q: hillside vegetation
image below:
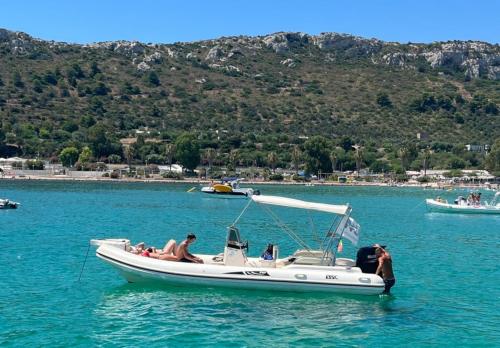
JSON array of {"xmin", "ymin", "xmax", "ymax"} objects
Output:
[{"xmin": 0, "ymin": 29, "xmax": 499, "ymax": 174}]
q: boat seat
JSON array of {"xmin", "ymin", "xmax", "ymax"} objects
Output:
[
  {"xmin": 293, "ymin": 256, "xmax": 332, "ymax": 265},
  {"xmin": 260, "ymin": 259, "xmax": 277, "ymax": 268},
  {"xmin": 335, "ymin": 258, "xmax": 356, "ymax": 267}
]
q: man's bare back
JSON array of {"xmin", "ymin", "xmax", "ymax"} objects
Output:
[
  {"xmin": 375, "ymin": 246, "xmax": 395, "ymax": 294},
  {"xmin": 176, "ymin": 234, "xmax": 203, "ymax": 263}
]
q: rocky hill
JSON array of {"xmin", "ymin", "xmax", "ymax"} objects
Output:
[{"xmin": 0, "ymin": 28, "xmax": 498, "ymax": 159}]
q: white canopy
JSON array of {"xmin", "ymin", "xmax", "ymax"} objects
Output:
[{"xmin": 252, "ymin": 195, "xmax": 349, "ymax": 215}]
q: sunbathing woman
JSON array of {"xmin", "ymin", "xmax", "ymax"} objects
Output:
[{"xmin": 141, "ymin": 239, "xmax": 178, "ymax": 261}]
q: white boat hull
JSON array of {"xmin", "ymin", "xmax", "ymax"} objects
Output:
[
  {"xmin": 96, "ymin": 244, "xmax": 384, "ymax": 295},
  {"xmin": 426, "ymin": 199, "xmax": 500, "ymax": 214}
]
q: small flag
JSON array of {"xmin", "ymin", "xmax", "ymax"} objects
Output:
[
  {"xmin": 337, "ymin": 239, "xmax": 343, "ymax": 253},
  {"xmin": 342, "ymin": 217, "xmax": 360, "ymax": 246}
]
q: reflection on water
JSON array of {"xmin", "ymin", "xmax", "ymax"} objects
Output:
[{"xmin": 92, "ymin": 283, "xmax": 401, "ymax": 345}]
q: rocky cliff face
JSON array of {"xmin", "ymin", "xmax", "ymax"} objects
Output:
[{"xmin": 1, "ymin": 28, "xmax": 499, "ymax": 80}]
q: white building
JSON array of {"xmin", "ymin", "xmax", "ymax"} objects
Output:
[{"xmin": 158, "ymin": 164, "xmax": 184, "ymax": 174}]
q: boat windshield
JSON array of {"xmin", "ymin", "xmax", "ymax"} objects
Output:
[{"xmin": 226, "ymin": 226, "xmax": 247, "ymax": 249}]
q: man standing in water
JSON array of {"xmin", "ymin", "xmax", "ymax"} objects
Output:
[
  {"xmin": 176, "ymin": 233, "xmax": 204, "ymax": 263},
  {"xmin": 375, "ymin": 245, "xmax": 395, "ymax": 294}
]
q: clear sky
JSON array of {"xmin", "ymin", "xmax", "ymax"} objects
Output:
[{"xmin": 1, "ymin": 0, "xmax": 499, "ymax": 44}]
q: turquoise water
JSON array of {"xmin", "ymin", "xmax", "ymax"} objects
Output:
[{"xmin": 1, "ymin": 181, "xmax": 499, "ymax": 347}]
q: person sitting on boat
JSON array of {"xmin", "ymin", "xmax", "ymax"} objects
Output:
[
  {"xmin": 176, "ymin": 233, "xmax": 204, "ymax": 263},
  {"xmin": 261, "ymin": 244, "xmax": 274, "ymax": 260},
  {"xmin": 467, "ymin": 193, "xmax": 474, "ymax": 205},
  {"xmin": 374, "ymin": 245, "xmax": 395, "ymax": 295}
]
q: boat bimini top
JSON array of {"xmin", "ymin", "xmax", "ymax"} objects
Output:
[
  {"xmin": 251, "ymin": 195, "xmax": 350, "ymax": 215},
  {"xmin": 246, "ymin": 195, "xmax": 358, "ymax": 266}
]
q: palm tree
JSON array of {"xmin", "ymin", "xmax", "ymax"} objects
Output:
[
  {"xmin": 123, "ymin": 145, "xmax": 134, "ymax": 167},
  {"xmin": 330, "ymin": 151, "xmax": 338, "ymax": 173},
  {"xmin": 204, "ymin": 148, "xmax": 216, "ymax": 173},
  {"xmin": 422, "ymin": 148, "xmax": 431, "ymax": 177},
  {"xmin": 267, "ymin": 151, "xmax": 278, "ymax": 173},
  {"xmin": 165, "ymin": 143, "xmax": 175, "ymax": 170},
  {"xmin": 229, "ymin": 149, "xmax": 239, "ymax": 172},
  {"xmin": 352, "ymin": 145, "xmax": 363, "ymax": 175},
  {"xmin": 291, "ymin": 146, "xmax": 301, "ymax": 174},
  {"xmin": 398, "ymin": 146, "xmax": 410, "ymax": 172}
]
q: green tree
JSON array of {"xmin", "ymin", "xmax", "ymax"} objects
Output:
[
  {"xmin": 267, "ymin": 151, "xmax": 278, "ymax": 173},
  {"xmin": 376, "ymin": 93, "xmax": 392, "ymax": 108},
  {"xmin": 304, "ymin": 136, "xmax": 331, "ymax": 174},
  {"xmin": 175, "ymin": 133, "xmax": 200, "ymax": 171},
  {"xmin": 59, "ymin": 147, "xmax": 79, "ymax": 167},
  {"xmin": 228, "ymin": 149, "xmax": 239, "ymax": 172},
  {"xmin": 78, "ymin": 146, "xmax": 93, "ymax": 164},
  {"xmin": 291, "ymin": 146, "xmax": 302, "ymax": 174},
  {"xmin": 12, "ymin": 71, "xmax": 24, "ymax": 88},
  {"xmin": 146, "ymin": 71, "xmax": 160, "ymax": 86},
  {"xmin": 422, "ymin": 148, "xmax": 432, "ymax": 176},
  {"xmin": 204, "ymin": 147, "xmax": 216, "ymax": 172},
  {"xmin": 352, "ymin": 145, "xmax": 364, "ymax": 174},
  {"xmin": 26, "ymin": 159, "xmax": 45, "ymax": 170},
  {"xmin": 89, "ymin": 61, "xmax": 101, "ymax": 77},
  {"xmin": 108, "ymin": 154, "xmax": 122, "ymax": 164},
  {"xmin": 123, "ymin": 146, "xmax": 134, "ymax": 166},
  {"xmin": 485, "ymin": 139, "xmax": 500, "ymax": 173},
  {"xmin": 87, "ymin": 124, "xmax": 120, "ymax": 158},
  {"xmin": 398, "ymin": 146, "xmax": 410, "ymax": 172},
  {"xmin": 165, "ymin": 143, "xmax": 176, "ymax": 170}
]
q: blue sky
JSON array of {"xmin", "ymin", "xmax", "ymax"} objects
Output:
[{"xmin": 1, "ymin": 0, "xmax": 499, "ymax": 44}]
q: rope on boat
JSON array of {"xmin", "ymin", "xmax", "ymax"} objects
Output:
[
  {"xmin": 78, "ymin": 242, "xmax": 91, "ymax": 282},
  {"xmin": 231, "ymin": 197, "xmax": 253, "ymax": 226}
]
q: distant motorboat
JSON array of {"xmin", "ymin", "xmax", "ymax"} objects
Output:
[
  {"xmin": 201, "ymin": 178, "xmax": 259, "ymax": 198},
  {"xmin": 0, "ymin": 198, "xmax": 20, "ymax": 209},
  {"xmin": 426, "ymin": 192, "xmax": 500, "ymax": 214}
]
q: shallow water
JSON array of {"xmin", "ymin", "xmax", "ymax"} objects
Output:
[{"xmin": 1, "ymin": 181, "xmax": 499, "ymax": 346}]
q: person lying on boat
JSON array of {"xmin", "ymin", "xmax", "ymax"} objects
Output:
[
  {"xmin": 261, "ymin": 244, "xmax": 274, "ymax": 260},
  {"xmin": 176, "ymin": 233, "xmax": 204, "ymax": 263},
  {"xmin": 140, "ymin": 239, "xmax": 178, "ymax": 261},
  {"xmin": 374, "ymin": 244, "xmax": 395, "ymax": 295},
  {"xmin": 130, "ymin": 242, "xmax": 146, "ymax": 254},
  {"xmin": 435, "ymin": 196, "xmax": 446, "ymax": 203}
]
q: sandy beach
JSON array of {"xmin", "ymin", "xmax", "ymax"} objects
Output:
[{"xmin": 2, "ymin": 173, "xmax": 497, "ymax": 191}]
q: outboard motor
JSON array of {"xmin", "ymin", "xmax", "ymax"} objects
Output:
[{"xmin": 355, "ymin": 246, "xmax": 384, "ymax": 274}]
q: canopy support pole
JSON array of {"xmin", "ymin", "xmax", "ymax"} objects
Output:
[{"xmin": 323, "ymin": 206, "xmax": 352, "ymax": 265}]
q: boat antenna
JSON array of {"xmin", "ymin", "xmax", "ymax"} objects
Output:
[{"xmin": 231, "ymin": 197, "xmax": 254, "ymax": 226}]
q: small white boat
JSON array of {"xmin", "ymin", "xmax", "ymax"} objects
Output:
[
  {"xmin": 201, "ymin": 178, "xmax": 258, "ymax": 198},
  {"xmin": 92, "ymin": 195, "xmax": 386, "ymax": 295},
  {"xmin": 426, "ymin": 192, "xmax": 500, "ymax": 214},
  {"xmin": 0, "ymin": 198, "xmax": 20, "ymax": 209}
]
